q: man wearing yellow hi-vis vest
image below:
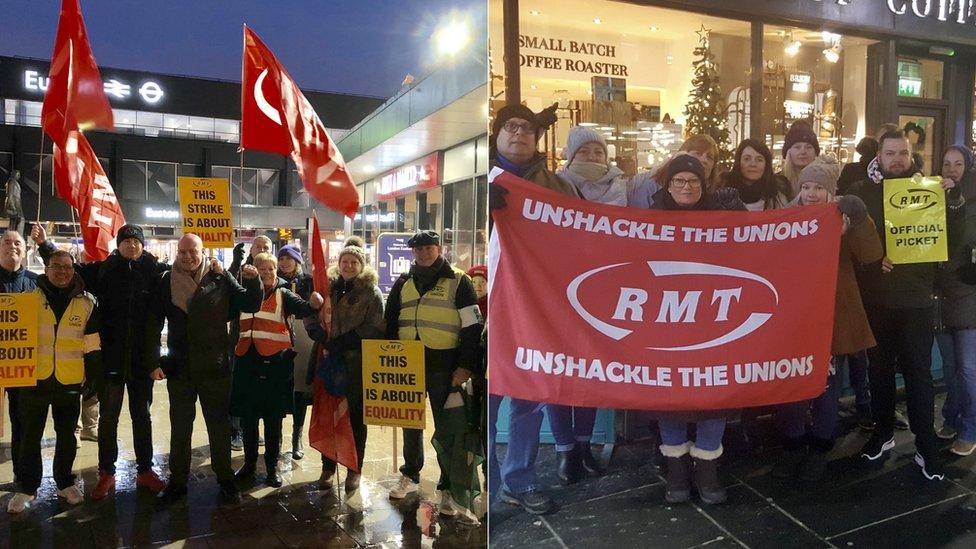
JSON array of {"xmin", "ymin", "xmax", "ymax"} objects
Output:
[
  {"xmin": 8, "ymin": 250, "xmax": 102, "ymax": 514},
  {"xmin": 384, "ymin": 230, "xmax": 484, "ymax": 520}
]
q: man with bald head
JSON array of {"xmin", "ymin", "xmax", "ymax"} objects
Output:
[{"xmin": 148, "ymin": 233, "xmax": 262, "ymax": 505}]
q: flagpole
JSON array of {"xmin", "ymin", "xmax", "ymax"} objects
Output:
[{"xmin": 36, "ymin": 130, "xmax": 44, "ymax": 224}]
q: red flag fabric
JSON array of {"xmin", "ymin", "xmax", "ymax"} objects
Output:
[
  {"xmin": 53, "ymin": 131, "xmax": 125, "ymax": 261},
  {"xmin": 41, "ymin": 0, "xmax": 113, "ymax": 143},
  {"xmin": 488, "ymin": 169, "xmax": 843, "ymax": 411},
  {"xmin": 308, "ymin": 377, "xmax": 360, "ymax": 473},
  {"xmin": 241, "ymin": 27, "xmax": 359, "ymax": 218},
  {"xmin": 310, "ymin": 211, "xmax": 333, "ymax": 336}
]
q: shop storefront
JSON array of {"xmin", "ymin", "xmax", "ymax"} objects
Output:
[{"xmin": 491, "ymin": 0, "xmax": 976, "ymax": 175}]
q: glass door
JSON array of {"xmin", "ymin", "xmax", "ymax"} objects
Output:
[{"xmin": 897, "ymin": 105, "xmax": 945, "ymax": 176}]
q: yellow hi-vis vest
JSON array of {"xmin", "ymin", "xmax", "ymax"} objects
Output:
[
  {"xmin": 398, "ymin": 268, "xmax": 466, "ymax": 350},
  {"xmin": 36, "ymin": 289, "xmax": 99, "ymax": 385}
]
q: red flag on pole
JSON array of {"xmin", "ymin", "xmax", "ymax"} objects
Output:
[
  {"xmin": 53, "ymin": 131, "xmax": 125, "ymax": 261},
  {"xmin": 41, "ymin": 0, "xmax": 114, "ymax": 143},
  {"xmin": 241, "ymin": 26, "xmax": 359, "ymax": 218}
]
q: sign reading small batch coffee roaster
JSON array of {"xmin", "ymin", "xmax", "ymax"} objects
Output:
[{"xmin": 519, "ymin": 35, "xmax": 629, "ymax": 77}]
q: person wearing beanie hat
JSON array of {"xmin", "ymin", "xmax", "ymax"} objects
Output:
[
  {"xmin": 780, "ymin": 121, "xmax": 821, "ymax": 195},
  {"xmin": 838, "ymin": 137, "xmax": 879, "ymax": 195},
  {"xmin": 337, "ymin": 244, "xmax": 367, "ymax": 267},
  {"xmin": 30, "ymin": 220, "xmax": 172, "ymax": 501},
  {"xmin": 490, "ymin": 104, "xmax": 578, "ymax": 199},
  {"xmin": 557, "ymin": 126, "xmax": 628, "ymax": 206},
  {"xmin": 343, "ymin": 235, "xmax": 366, "ymax": 249},
  {"xmin": 773, "ymin": 157, "xmax": 882, "ymax": 481}
]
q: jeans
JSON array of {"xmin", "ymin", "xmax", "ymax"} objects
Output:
[
  {"xmin": 17, "ymin": 381, "xmax": 81, "ymax": 493},
  {"xmin": 500, "ymin": 398, "xmax": 545, "ymax": 495},
  {"xmin": 98, "ymin": 376, "xmax": 155, "ymax": 474},
  {"xmin": 775, "ymin": 358, "xmax": 842, "ymax": 446},
  {"xmin": 865, "ymin": 304, "xmax": 938, "ymax": 456},
  {"xmin": 400, "ymin": 369, "xmax": 453, "ymax": 489},
  {"xmin": 547, "ymin": 404, "xmax": 597, "ymax": 452},
  {"xmin": 658, "ymin": 418, "xmax": 726, "ymax": 451},
  {"xmin": 487, "ymin": 393, "xmax": 503, "ymax": 503},
  {"xmin": 937, "ymin": 329, "xmax": 976, "ymax": 441}
]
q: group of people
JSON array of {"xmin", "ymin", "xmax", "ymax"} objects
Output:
[
  {"xmin": 2, "ymin": 220, "xmax": 490, "ymax": 526},
  {"xmin": 488, "ymin": 103, "xmax": 976, "ymax": 514}
]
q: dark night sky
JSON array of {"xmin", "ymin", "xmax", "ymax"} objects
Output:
[{"xmin": 0, "ymin": 0, "xmax": 486, "ymax": 98}]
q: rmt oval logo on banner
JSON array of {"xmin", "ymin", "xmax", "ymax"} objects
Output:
[
  {"xmin": 567, "ymin": 261, "xmax": 778, "ymax": 351},
  {"xmin": 888, "ymin": 188, "xmax": 939, "ymax": 210}
]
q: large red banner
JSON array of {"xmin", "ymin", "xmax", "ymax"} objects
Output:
[{"xmin": 488, "ymin": 169, "xmax": 843, "ymax": 411}]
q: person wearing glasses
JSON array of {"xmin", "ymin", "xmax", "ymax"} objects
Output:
[
  {"xmin": 719, "ymin": 139, "xmax": 791, "ymax": 212},
  {"xmin": 489, "ymin": 104, "xmax": 578, "ymax": 197},
  {"xmin": 649, "ymin": 154, "xmax": 745, "ymax": 506}
]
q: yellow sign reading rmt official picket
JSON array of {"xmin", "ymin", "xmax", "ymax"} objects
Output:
[
  {"xmin": 362, "ymin": 339, "xmax": 425, "ymax": 429},
  {"xmin": 883, "ymin": 176, "xmax": 948, "ymax": 264},
  {"xmin": 178, "ymin": 177, "xmax": 234, "ymax": 247},
  {"xmin": 0, "ymin": 293, "xmax": 39, "ymax": 388}
]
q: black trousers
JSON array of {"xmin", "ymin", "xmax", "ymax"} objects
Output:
[
  {"xmin": 167, "ymin": 375, "xmax": 234, "ymax": 485},
  {"xmin": 7, "ymin": 387, "xmax": 21, "ymax": 481},
  {"xmin": 242, "ymin": 415, "xmax": 283, "ymax": 471},
  {"xmin": 864, "ymin": 303, "xmax": 938, "ymax": 456},
  {"xmin": 18, "ymin": 382, "xmax": 81, "ymax": 493},
  {"xmin": 98, "ymin": 376, "xmax": 155, "ymax": 474},
  {"xmin": 292, "ymin": 391, "xmax": 313, "ymax": 443},
  {"xmin": 400, "ymin": 369, "xmax": 453, "ymax": 489}
]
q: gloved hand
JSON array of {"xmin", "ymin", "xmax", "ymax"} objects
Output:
[
  {"xmin": 836, "ymin": 195, "xmax": 868, "ymax": 224},
  {"xmin": 536, "ymin": 103, "xmax": 559, "ymax": 132},
  {"xmin": 489, "ymin": 184, "xmax": 509, "ymax": 210},
  {"xmin": 714, "ymin": 187, "xmax": 742, "ymax": 210},
  {"xmin": 232, "ymin": 242, "xmax": 246, "ymax": 265}
]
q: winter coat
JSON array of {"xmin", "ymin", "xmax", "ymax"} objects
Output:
[
  {"xmin": 148, "ymin": 268, "xmax": 262, "ymax": 381},
  {"xmin": 305, "ymin": 266, "xmax": 385, "ymax": 392},
  {"xmin": 832, "ymin": 215, "xmax": 884, "ymax": 354},
  {"xmin": 849, "ymin": 173, "xmax": 966, "ymax": 310},
  {"xmin": 39, "ymin": 243, "xmax": 168, "ymax": 381},
  {"xmin": 626, "ymin": 169, "xmax": 662, "ymax": 209},
  {"xmin": 837, "ymin": 160, "xmax": 870, "ymax": 196},
  {"xmin": 490, "ymin": 153, "xmax": 580, "ymax": 198},
  {"xmin": 0, "ymin": 264, "xmax": 38, "ymax": 293},
  {"xmin": 938, "ymin": 170, "xmax": 976, "ymax": 329},
  {"xmin": 279, "ymin": 271, "xmax": 317, "ymax": 393},
  {"xmin": 718, "ymin": 172, "xmax": 791, "ymax": 211},
  {"xmin": 557, "ymin": 164, "xmax": 629, "ymax": 206},
  {"xmin": 231, "ymin": 279, "xmax": 317, "ymax": 418}
]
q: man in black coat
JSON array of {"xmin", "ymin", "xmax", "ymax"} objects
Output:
[
  {"xmin": 33, "ymin": 223, "xmax": 169, "ymax": 499},
  {"xmin": 148, "ymin": 233, "xmax": 262, "ymax": 506},
  {"xmin": 849, "ymin": 130, "xmax": 966, "ymax": 480}
]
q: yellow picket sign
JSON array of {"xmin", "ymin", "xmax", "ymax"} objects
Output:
[
  {"xmin": 883, "ymin": 176, "xmax": 948, "ymax": 264},
  {"xmin": 0, "ymin": 293, "xmax": 40, "ymax": 388},
  {"xmin": 178, "ymin": 177, "xmax": 234, "ymax": 247},
  {"xmin": 361, "ymin": 339, "xmax": 426, "ymax": 429}
]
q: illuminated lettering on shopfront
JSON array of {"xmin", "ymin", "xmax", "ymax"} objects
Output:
[
  {"xmin": 814, "ymin": 0, "xmax": 975, "ymax": 24},
  {"xmin": 145, "ymin": 207, "xmax": 180, "ymax": 220},
  {"xmin": 23, "ymin": 70, "xmax": 165, "ymax": 104},
  {"xmin": 375, "ymin": 152, "xmax": 440, "ymax": 201},
  {"xmin": 518, "ymin": 35, "xmax": 629, "ymax": 77}
]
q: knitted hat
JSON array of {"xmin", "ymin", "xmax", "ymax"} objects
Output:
[
  {"xmin": 945, "ymin": 145, "xmax": 975, "ymax": 173},
  {"xmin": 116, "ymin": 224, "xmax": 145, "ymax": 247},
  {"xmin": 783, "ymin": 121, "xmax": 821, "ymax": 158},
  {"xmin": 664, "ymin": 154, "xmax": 706, "ymax": 185},
  {"xmin": 797, "ymin": 156, "xmax": 840, "ymax": 194},
  {"xmin": 491, "ymin": 104, "xmax": 540, "ymax": 146},
  {"xmin": 564, "ymin": 126, "xmax": 608, "ymax": 165},
  {"xmin": 277, "ymin": 244, "xmax": 302, "ymax": 264},
  {"xmin": 338, "ymin": 245, "xmax": 366, "ymax": 267},
  {"xmin": 407, "ymin": 230, "xmax": 440, "ymax": 248},
  {"xmin": 467, "ymin": 265, "xmax": 487, "ymax": 280},
  {"xmin": 343, "ymin": 235, "xmax": 365, "ymax": 249}
]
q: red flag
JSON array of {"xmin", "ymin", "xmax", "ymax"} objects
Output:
[
  {"xmin": 41, "ymin": 0, "xmax": 114, "ymax": 143},
  {"xmin": 308, "ymin": 377, "xmax": 360, "ymax": 473},
  {"xmin": 53, "ymin": 131, "xmax": 125, "ymax": 261},
  {"xmin": 241, "ymin": 27, "xmax": 359, "ymax": 218}
]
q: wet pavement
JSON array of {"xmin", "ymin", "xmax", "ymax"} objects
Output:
[
  {"xmin": 490, "ymin": 393, "xmax": 976, "ymax": 549},
  {"xmin": 0, "ymin": 381, "xmax": 487, "ymax": 548}
]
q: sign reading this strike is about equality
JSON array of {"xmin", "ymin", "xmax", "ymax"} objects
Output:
[
  {"xmin": 0, "ymin": 293, "xmax": 39, "ymax": 388},
  {"xmin": 361, "ymin": 339, "xmax": 425, "ymax": 429},
  {"xmin": 883, "ymin": 176, "xmax": 947, "ymax": 264},
  {"xmin": 178, "ymin": 177, "xmax": 234, "ymax": 247}
]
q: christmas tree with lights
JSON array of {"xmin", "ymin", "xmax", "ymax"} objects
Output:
[{"xmin": 683, "ymin": 25, "xmax": 733, "ymax": 165}]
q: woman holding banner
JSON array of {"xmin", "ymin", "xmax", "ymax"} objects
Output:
[
  {"xmin": 771, "ymin": 157, "xmax": 882, "ymax": 481},
  {"xmin": 648, "ymin": 155, "xmax": 745, "ymax": 505},
  {"xmin": 719, "ymin": 139, "xmax": 791, "ymax": 212},
  {"xmin": 232, "ymin": 252, "xmax": 322, "ymax": 488},
  {"xmin": 305, "ymin": 240, "xmax": 384, "ymax": 492}
]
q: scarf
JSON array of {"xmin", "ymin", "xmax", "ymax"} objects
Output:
[
  {"xmin": 171, "ymin": 260, "xmax": 210, "ymax": 314},
  {"xmin": 559, "ymin": 163, "xmax": 628, "ymax": 206}
]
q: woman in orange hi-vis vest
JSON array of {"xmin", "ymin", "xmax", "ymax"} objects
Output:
[{"xmin": 231, "ymin": 252, "xmax": 324, "ymax": 488}]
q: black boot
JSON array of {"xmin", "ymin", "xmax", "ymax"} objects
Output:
[
  {"xmin": 771, "ymin": 437, "xmax": 806, "ymax": 479},
  {"xmin": 578, "ymin": 442, "xmax": 606, "ymax": 476},
  {"xmin": 556, "ymin": 446, "xmax": 583, "ymax": 484},
  {"xmin": 234, "ymin": 460, "xmax": 257, "ymax": 482},
  {"xmin": 265, "ymin": 464, "xmax": 283, "ymax": 488},
  {"xmin": 664, "ymin": 454, "xmax": 692, "ymax": 503},
  {"xmin": 693, "ymin": 456, "xmax": 727, "ymax": 505}
]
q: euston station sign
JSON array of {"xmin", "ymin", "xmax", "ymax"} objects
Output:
[{"xmin": 23, "ymin": 69, "xmax": 165, "ymax": 105}]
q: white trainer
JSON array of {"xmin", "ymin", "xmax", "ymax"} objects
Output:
[
  {"xmin": 7, "ymin": 493, "xmax": 36, "ymax": 513},
  {"xmin": 439, "ymin": 490, "xmax": 460, "ymax": 516},
  {"xmin": 388, "ymin": 475, "xmax": 419, "ymax": 499},
  {"xmin": 456, "ymin": 506, "xmax": 481, "ymax": 526},
  {"xmin": 57, "ymin": 484, "xmax": 85, "ymax": 505}
]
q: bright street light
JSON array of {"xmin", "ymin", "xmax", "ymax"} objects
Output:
[{"xmin": 435, "ymin": 18, "xmax": 471, "ymax": 58}]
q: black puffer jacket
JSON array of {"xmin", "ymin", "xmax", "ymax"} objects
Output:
[{"xmin": 39, "ymin": 242, "xmax": 168, "ymax": 380}]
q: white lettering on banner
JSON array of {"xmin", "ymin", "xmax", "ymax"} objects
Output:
[
  {"xmin": 513, "ymin": 346, "xmax": 815, "ymax": 388},
  {"xmin": 88, "ymin": 206, "xmax": 113, "ymax": 228},
  {"xmin": 22, "ymin": 69, "xmax": 166, "ymax": 105},
  {"xmin": 91, "ymin": 175, "xmax": 117, "ymax": 204}
]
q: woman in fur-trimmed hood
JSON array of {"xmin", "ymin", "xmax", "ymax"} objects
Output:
[{"xmin": 304, "ymin": 241, "xmax": 385, "ymax": 492}]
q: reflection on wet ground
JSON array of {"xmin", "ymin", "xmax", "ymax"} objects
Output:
[{"xmin": 0, "ymin": 381, "xmax": 487, "ymax": 547}]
